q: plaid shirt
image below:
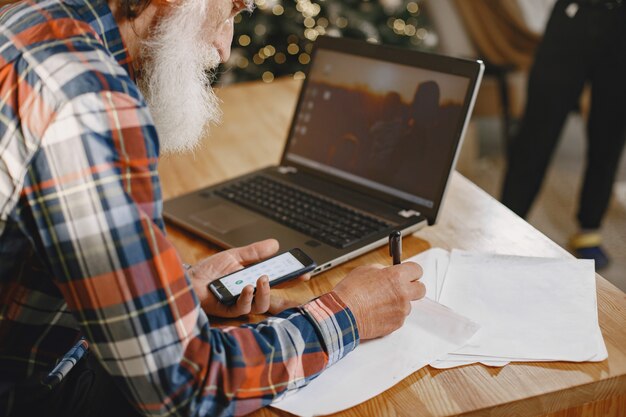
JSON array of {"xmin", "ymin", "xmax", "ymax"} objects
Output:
[{"xmin": 0, "ymin": 0, "xmax": 359, "ymax": 415}]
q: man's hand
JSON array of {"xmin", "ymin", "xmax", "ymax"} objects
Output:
[
  {"xmin": 333, "ymin": 262, "xmax": 425, "ymax": 340},
  {"xmin": 188, "ymin": 239, "xmax": 309, "ymax": 318}
]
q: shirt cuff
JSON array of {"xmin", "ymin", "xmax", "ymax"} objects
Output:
[{"xmin": 300, "ymin": 291, "xmax": 359, "ymax": 367}]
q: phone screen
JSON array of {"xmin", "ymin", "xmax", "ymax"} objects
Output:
[{"xmin": 220, "ymin": 252, "xmax": 307, "ymax": 297}]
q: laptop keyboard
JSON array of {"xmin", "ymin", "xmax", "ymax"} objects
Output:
[{"xmin": 214, "ymin": 176, "xmax": 391, "ymax": 248}]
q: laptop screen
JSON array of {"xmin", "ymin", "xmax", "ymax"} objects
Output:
[{"xmin": 283, "ymin": 47, "xmax": 472, "ymax": 211}]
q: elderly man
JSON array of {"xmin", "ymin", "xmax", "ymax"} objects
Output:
[{"xmin": 0, "ymin": 0, "xmax": 425, "ymax": 416}]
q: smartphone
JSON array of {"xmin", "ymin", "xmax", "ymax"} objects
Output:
[{"xmin": 208, "ymin": 248, "xmax": 317, "ymax": 305}]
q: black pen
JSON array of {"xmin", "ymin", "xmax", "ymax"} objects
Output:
[{"xmin": 389, "ymin": 231, "xmax": 402, "ymax": 265}]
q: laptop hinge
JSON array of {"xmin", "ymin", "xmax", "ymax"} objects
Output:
[
  {"xmin": 278, "ymin": 166, "xmax": 298, "ymax": 174},
  {"xmin": 398, "ymin": 209, "xmax": 420, "ymax": 218}
]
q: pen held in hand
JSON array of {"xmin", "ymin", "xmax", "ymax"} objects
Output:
[{"xmin": 389, "ymin": 231, "xmax": 402, "ymax": 265}]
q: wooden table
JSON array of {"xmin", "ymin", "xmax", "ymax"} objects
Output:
[{"xmin": 158, "ymin": 78, "xmax": 626, "ymax": 417}]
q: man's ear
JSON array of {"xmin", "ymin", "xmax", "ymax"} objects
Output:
[{"xmin": 139, "ymin": 0, "xmax": 174, "ymax": 23}]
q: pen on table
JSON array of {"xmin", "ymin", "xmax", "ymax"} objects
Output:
[{"xmin": 389, "ymin": 231, "xmax": 402, "ymax": 265}]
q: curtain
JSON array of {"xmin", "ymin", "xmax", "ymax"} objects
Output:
[{"xmin": 453, "ymin": 0, "xmax": 542, "ymax": 69}]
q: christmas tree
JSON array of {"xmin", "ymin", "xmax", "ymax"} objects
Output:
[{"xmin": 218, "ymin": 0, "xmax": 437, "ymax": 84}]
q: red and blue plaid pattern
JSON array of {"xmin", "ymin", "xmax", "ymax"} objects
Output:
[{"xmin": 0, "ymin": 0, "xmax": 359, "ymax": 415}]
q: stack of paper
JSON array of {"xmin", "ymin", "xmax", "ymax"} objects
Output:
[
  {"xmin": 271, "ymin": 248, "xmax": 608, "ymax": 416},
  {"xmin": 271, "ymin": 298, "xmax": 480, "ymax": 417},
  {"xmin": 409, "ymin": 248, "xmax": 608, "ymax": 368}
]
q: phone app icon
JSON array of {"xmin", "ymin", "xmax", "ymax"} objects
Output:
[{"xmin": 235, "ymin": 280, "xmax": 244, "ymax": 285}]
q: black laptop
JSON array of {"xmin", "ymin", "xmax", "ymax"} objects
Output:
[{"xmin": 164, "ymin": 36, "xmax": 484, "ymax": 274}]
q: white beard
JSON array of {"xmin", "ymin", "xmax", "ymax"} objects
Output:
[{"xmin": 138, "ymin": 0, "xmax": 222, "ymax": 155}]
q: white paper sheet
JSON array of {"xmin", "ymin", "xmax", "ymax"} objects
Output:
[
  {"xmin": 430, "ymin": 359, "xmax": 510, "ymax": 368},
  {"xmin": 435, "ymin": 251, "xmax": 450, "ymax": 301},
  {"xmin": 271, "ymin": 298, "xmax": 479, "ymax": 417},
  {"xmin": 438, "ymin": 250, "xmax": 607, "ymax": 362},
  {"xmin": 432, "ymin": 336, "xmax": 608, "ymax": 369},
  {"xmin": 404, "ymin": 248, "xmax": 448, "ymax": 300}
]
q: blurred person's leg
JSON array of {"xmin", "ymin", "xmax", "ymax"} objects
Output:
[
  {"xmin": 501, "ymin": 0, "xmax": 589, "ymax": 217},
  {"xmin": 571, "ymin": 3, "xmax": 626, "ymax": 268},
  {"xmin": 577, "ymin": 5, "xmax": 626, "ymax": 230}
]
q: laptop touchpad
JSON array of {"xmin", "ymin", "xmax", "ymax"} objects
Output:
[{"xmin": 190, "ymin": 204, "xmax": 256, "ymax": 234}]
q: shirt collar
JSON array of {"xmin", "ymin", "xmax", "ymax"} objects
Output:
[{"xmin": 60, "ymin": 0, "xmax": 135, "ymax": 80}]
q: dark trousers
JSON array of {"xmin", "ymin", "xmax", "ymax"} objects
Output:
[
  {"xmin": 501, "ymin": 0, "xmax": 626, "ymax": 229},
  {"xmin": 5, "ymin": 353, "xmax": 140, "ymax": 417}
]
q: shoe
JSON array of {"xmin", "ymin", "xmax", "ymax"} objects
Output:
[{"xmin": 569, "ymin": 233, "xmax": 611, "ymax": 270}]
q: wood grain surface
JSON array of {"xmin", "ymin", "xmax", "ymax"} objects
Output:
[{"xmin": 158, "ymin": 78, "xmax": 626, "ymax": 417}]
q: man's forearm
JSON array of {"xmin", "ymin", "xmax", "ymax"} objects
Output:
[{"xmin": 187, "ymin": 292, "xmax": 358, "ymax": 417}]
